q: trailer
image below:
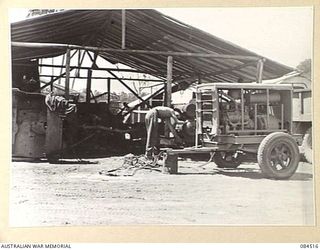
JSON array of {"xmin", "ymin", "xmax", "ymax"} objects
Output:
[{"xmin": 161, "ymin": 82, "xmax": 303, "ymax": 179}]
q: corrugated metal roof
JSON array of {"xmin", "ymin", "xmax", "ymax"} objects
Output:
[{"xmin": 11, "ymin": 9, "xmax": 294, "ymax": 85}]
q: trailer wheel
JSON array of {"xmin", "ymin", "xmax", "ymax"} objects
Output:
[
  {"xmin": 302, "ymin": 127, "xmax": 312, "ymax": 164},
  {"xmin": 213, "ymin": 152, "xmax": 242, "ymax": 168},
  {"xmin": 257, "ymin": 132, "xmax": 300, "ymax": 179}
]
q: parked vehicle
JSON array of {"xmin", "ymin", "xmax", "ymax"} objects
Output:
[
  {"xmin": 292, "ymin": 88, "xmax": 312, "ymax": 163},
  {"xmin": 163, "ymin": 82, "xmax": 304, "ymax": 179}
]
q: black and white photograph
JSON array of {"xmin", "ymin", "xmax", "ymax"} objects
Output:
[{"xmin": 9, "ymin": 7, "xmax": 314, "ymax": 227}]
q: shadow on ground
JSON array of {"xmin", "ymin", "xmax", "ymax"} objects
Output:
[
  {"xmin": 48, "ymin": 159, "xmax": 99, "ymax": 165},
  {"xmin": 177, "ymin": 165, "xmax": 313, "ymax": 181}
]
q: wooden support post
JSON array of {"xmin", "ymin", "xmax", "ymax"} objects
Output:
[
  {"xmin": 87, "ymin": 50, "xmax": 99, "ymax": 69},
  {"xmin": 86, "ymin": 69, "xmax": 92, "ymax": 103},
  {"xmin": 165, "ymin": 56, "xmax": 173, "ymax": 138},
  {"xmin": 58, "ymin": 50, "xmax": 78, "ymax": 85},
  {"xmin": 195, "ymin": 91, "xmax": 200, "ymax": 147},
  {"xmin": 198, "ymin": 74, "xmax": 202, "ymax": 84},
  {"xmin": 65, "ymin": 48, "xmax": 71, "ymax": 99},
  {"xmin": 149, "ymin": 86, "xmax": 154, "ymax": 107},
  {"xmin": 166, "ymin": 56, "xmax": 173, "ymax": 107},
  {"xmin": 241, "ymin": 88, "xmax": 244, "ymax": 130},
  {"xmin": 256, "ymin": 58, "xmax": 264, "ymax": 83},
  {"xmin": 72, "ymin": 49, "xmax": 81, "ymax": 89},
  {"xmin": 162, "ymin": 152, "xmax": 178, "ymax": 174},
  {"xmin": 107, "ymin": 78, "xmax": 111, "ymax": 104},
  {"xmin": 121, "ymin": 9, "xmax": 126, "ymax": 49},
  {"xmin": 51, "ymin": 57, "xmax": 54, "ymax": 78},
  {"xmin": 50, "ymin": 77, "xmax": 53, "ymax": 91},
  {"xmin": 93, "ymin": 52, "xmax": 99, "ymax": 66},
  {"xmin": 59, "ymin": 54, "xmax": 65, "ymax": 85}
]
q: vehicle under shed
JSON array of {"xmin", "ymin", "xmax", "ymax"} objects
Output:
[{"xmin": 11, "ymin": 9, "xmax": 295, "ymax": 160}]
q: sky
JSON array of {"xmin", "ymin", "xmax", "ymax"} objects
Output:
[
  {"xmin": 158, "ymin": 7, "xmax": 313, "ymax": 68},
  {"xmin": 9, "ymin": 7, "xmax": 313, "ymax": 96}
]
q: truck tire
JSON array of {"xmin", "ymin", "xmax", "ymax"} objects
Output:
[
  {"xmin": 302, "ymin": 127, "xmax": 312, "ymax": 164},
  {"xmin": 213, "ymin": 152, "xmax": 242, "ymax": 168},
  {"xmin": 257, "ymin": 132, "xmax": 300, "ymax": 179}
]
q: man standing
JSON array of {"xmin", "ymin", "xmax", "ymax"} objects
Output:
[{"xmin": 145, "ymin": 106, "xmax": 183, "ymax": 159}]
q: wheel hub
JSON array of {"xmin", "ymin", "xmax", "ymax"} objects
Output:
[{"xmin": 271, "ymin": 144, "xmax": 291, "ymax": 170}]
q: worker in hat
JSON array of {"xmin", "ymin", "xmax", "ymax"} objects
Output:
[{"xmin": 145, "ymin": 106, "xmax": 184, "ymax": 159}]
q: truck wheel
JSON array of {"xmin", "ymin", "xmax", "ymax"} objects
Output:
[
  {"xmin": 213, "ymin": 152, "xmax": 242, "ymax": 168},
  {"xmin": 302, "ymin": 127, "xmax": 312, "ymax": 164},
  {"xmin": 257, "ymin": 132, "xmax": 300, "ymax": 179}
]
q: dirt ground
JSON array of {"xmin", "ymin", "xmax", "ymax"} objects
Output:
[{"xmin": 10, "ymin": 156, "xmax": 314, "ymax": 226}]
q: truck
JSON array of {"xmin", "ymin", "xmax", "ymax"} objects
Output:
[
  {"xmin": 292, "ymin": 88, "xmax": 312, "ymax": 163},
  {"xmin": 161, "ymin": 82, "xmax": 305, "ymax": 179}
]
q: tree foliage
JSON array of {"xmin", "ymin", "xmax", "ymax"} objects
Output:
[
  {"xmin": 296, "ymin": 59, "xmax": 311, "ymax": 73},
  {"xmin": 27, "ymin": 9, "xmax": 63, "ymax": 18}
]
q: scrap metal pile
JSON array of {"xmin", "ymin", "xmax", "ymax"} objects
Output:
[{"xmin": 99, "ymin": 153, "xmax": 164, "ymax": 176}]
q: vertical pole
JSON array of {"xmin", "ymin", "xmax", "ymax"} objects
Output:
[
  {"xmin": 59, "ymin": 53, "xmax": 66, "ymax": 85},
  {"xmin": 195, "ymin": 90, "xmax": 200, "ymax": 147},
  {"xmin": 107, "ymin": 78, "xmax": 111, "ymax": 104},
  {"xmin": 281, "ymin": 103, "xmax": 284, "ymax": 129},
  {"xmin": 198, "ymin": 74, "xmax": 202, "ymax": 85},
  {"xmin": 50, "ymin": 76, "xmax": 53, "ymax": 92},
  {"xmin": 72, "ymin": 49, "xmax": 80, "ymax": 89},
  {"xmin": 166, "ymin": 56, "xmax": 173, "ymax": 107},
  {"xmin": 39, "ymin": 59, "xmax": 42, "ymax": 73},
  {"xmin": 121, "ymin": 9, "xmax": 126, "ymax": 50},
  {"xmin": 137, "ymin": 83, "xmax": 141, "ymax": 123},
  {"xmin": 241, "ymin": 88, "xmax": 244, "ymax": 130},
  {"xmin": 289, "ymin": 90, "xmax": 293, "ymax": 134},
  {"xmin": 256, "ymin": 58, "xmax": 264, "ymax": 83},
  {"xmin": 266, "ymin": 89, "xmax": 270, "ymax": 129},
  {"xmin": 51, "ymin": 57, "xmax": 54, "ymax": 77},
  {"xmin": 86, "ymin": 69, "xmax": 92, "ymax": 103},
  {"xmin": 51, "ymin": 57, "xmax": 54, "ymax": 91},
  {"xmin": 165, "ymin": 55, "xmax": 173, "ymax": 138},
  {"xmin": 149, "ymin": 86, "xmax": 153, "ymax": 107},
  {"xmin": 65, "ymin": 48, "xmax": 71, "ymax": 99},
  {"xmin": 254, "ymin": 104, "xmax": 257, "ymax": 134}
]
